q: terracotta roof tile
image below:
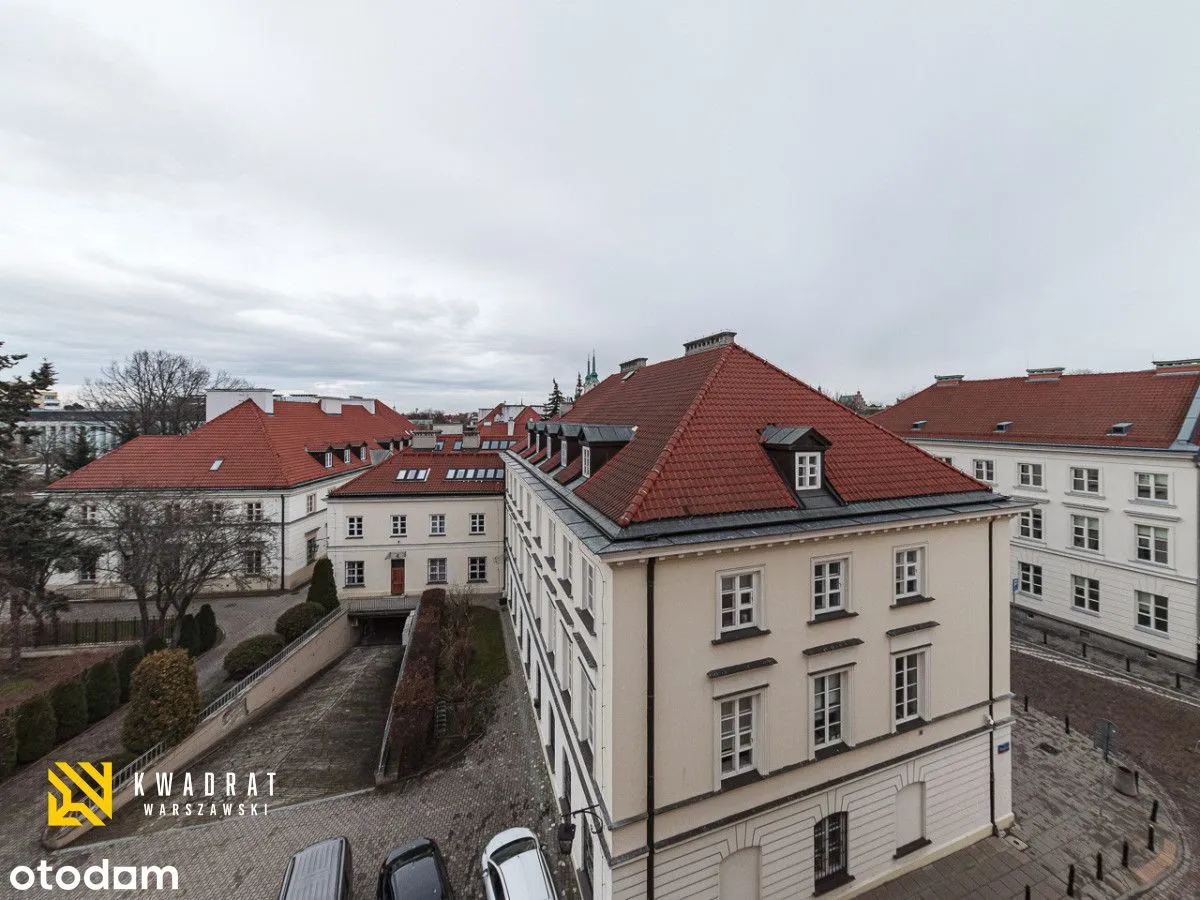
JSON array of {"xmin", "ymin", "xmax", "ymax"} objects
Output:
[{"xmin": 330, "ymin": 450, "xmax": 504, "ymax": 497}]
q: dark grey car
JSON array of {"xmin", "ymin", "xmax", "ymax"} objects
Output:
[{"xmin": 377, "ymin": 838, "xmax": 455, "ymax": 899}]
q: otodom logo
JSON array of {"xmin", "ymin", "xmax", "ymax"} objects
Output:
[{"xmin": 47, "ymin": 762, "xmax": 113, "ymax": 827}]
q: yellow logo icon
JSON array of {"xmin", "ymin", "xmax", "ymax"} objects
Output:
[{"xmin": 47, "ymin": 762, "xmax": 113, "ymax": 827}]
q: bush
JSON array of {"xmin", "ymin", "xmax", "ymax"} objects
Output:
[
  {"xmin": 117, "ymin": 644, "xmax": 145, "ymax": 703},
  {"xmin": 121, "ymin": 649, "xmax": 201, "ymax": 755},
  {"xmin": 50, "ymin": 680, "xmax": 89, "ymax": 744},
  {"xmin": 197, "ymin": 603, "xmax": 218, "ymax": 652},
  {"xmin": 85, "ymin": 661, "xmax": 121, "ymax": 723},
  {"xmin": 407, "ymin": 589, "xmax": 446, "ymax": 667},
  {"xmin": 143, "ymin": 634, "xmax": 167, "ymax": 654},
  {"xmin": 15, "ymin": 695, "xmax": 56, "ymax": 763},
  {"xmin": 0, "ymin": 713, "xmax": 17, "ymax": 780},
  {"xmin": 275, "ymin": 601, "xmax": 326, "ymax": 643},
  {"xmin": 391, "ymin": 659, "xmax": 436, "ymax": 775},
  {"xmin": 223, "ymin": 633, "xmax": 285, "ymax": 680},
  {"xmin": 307, "ymin": 557, "xmax": 339, "ymax": 612},
  {"xmin": 177, "ymin": 614, "xmax": 200, "ymax": 657}
]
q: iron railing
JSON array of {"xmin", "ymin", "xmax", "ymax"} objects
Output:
[{"xmin": 1, "ymin": 616, "xmax": 174, "ymax": 648}]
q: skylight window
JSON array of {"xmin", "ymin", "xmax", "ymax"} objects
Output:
[
  {"xmin": 395, "ymin": 468, "xmax": 430, "ymax": 481},
  {"xmin": 911, "ymin": 420, "xmax": 927, "ymax": 431},
  {"xmin": 995, "ymin": 421, "xmax": 1013, "ymax": 432},
  {"xmin": 1109, "ymin": 422, "xmax": 1133, "ymax": 436},
  {"xmin": 210, "ymin": 459, "xmax": 223, "ymax": 471}
]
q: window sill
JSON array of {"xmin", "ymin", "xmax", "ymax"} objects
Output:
[
  {"xmin": 893, "ymin": 717, "xmax": 926, "ymax": 735},
  {"xmin": 1065, "ymin": 491, "xmax": 1105, "ymax": 501},
  {"xmin": 1069, "ymin": 606, "xmax": 1100, "ymax": 617},
  {"xmin": 468, "ymin": 578, "xmax": 487, "ymax": 583},
  {"xmin": 1015, "ymin": 591, "xmax": 1043, "ymax": 601},
  {"xmin": 891, "ymin": 595, "xmax": 934, "ymax": 608},
  {"xmin": 427, "ymin": 580, "xmax": 448, "ymax": 586},
  {"xmin": 558, "ymin": 579, "xmax": 573, "ymax": 598},
  {"xmin": 1130, "ymin": 558, "xmax": 1173, "ymax": 571},
  {"xmin": 345, "ymin": 536, "xmax": 363, "ymax": 540},
  {"xmin": 813, "ymin": 871, "xmax": 854, "ymax": 896},
  {"xmin": 391, "ymin": 534, "xmax": 407, "ymax": 540},
  {"xmin": 428, "ymin": 533, "xmax": 446, "ymax": 538},
  {"xmin": 344, "ymin": 584, "xmax": 366, "ymax": 590},
  {"xmin": 894, "ymin": 838, "xmax": 931, "ymax": 860},
  {"xmin": 809, "ymin": 609, "xmax": 858, "ymax": 625},
  {"xmin": 719, "ymin": 769, "xmax": 764, "ymax": 792},
  {"xmin": 1013, "ymin": 484, "xmax": 1047, "ymax": 493},
  {"xmin": 814, "ymin": 741, "xmax": 851, "ymax": 761},
  {"xmin": 712, "ymin": 626, "xmax": 771, "ymax": 645},
  {"xmin": 1129, "ymin": 497, "xmax": 1174, "ymax": 509},
  {"xmin": 1134, "ymin": 624, "xmax": 1170, "ymax": 640},
  {"xmin": 576, "ymin": 608, "xmax": 596, "ymax": 636},
  {"xmin": 471, "ymin": 532, "xmax": 487, "ymax": 537},
  {"xmin": 544, "ymin": 556, "xmax": 556, "ymax": 571}
]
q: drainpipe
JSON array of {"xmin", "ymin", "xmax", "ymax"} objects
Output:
[
  {"xmin": 988, "ymin": 519, "xmax": 997, "ymax": 835},
  {"xmin": 280, "ymin": 494, "xmax": 287, "ymax": 592},
  {"xmin": 1195, "ymin": 455, "xmax": 1199, "ymax": 675},
  {"xmin": 646, "ymin": 556, "xmax": 656, "ymax": 900}
]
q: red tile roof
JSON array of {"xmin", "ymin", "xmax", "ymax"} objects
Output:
[
  {"xmin": 48, "ymin": 399, "xmax": 417, "ymax": 492},
  {"xmin": 477, "ymin": 404, "xmax": 541, "ymax": 440},
  {"xmin": 329, "ymin": 450, "xmax": 504, "ymax": 497},
  {"xmin": 546, "ymin": 343, "xmax": 984, "ymax": 526},
  {"xmin": 873, "ymin": 369, "xmax": 1200, "ymax": 449}
]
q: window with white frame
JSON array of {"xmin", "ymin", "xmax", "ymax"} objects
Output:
[
  {"xmin": 468, "ymin": 556, "xmax": 487, "ymax": 582},
  {"xmin": 534, "ymin": 505, "xmax": 541, "ymax": 539},
  {"xmin": 391, "ymin": 514, "xmax": 407, "ymax": 537},
  {"xmin": 1135, "ymin": 591, "xmax": 1168, "ymax": 634},
  {"xmin": 244, "ymin": 501, "xmax": 264, "ymax": 522},
  {"xmin": 893, "ymin": 652, "xmax": 924, "ymax": 725},
  {"xmin": 324, "ymin": 451, "xmax": 333, "ymax": 468},
  {"xmin": 429, "ymin": 514, "xmax": 446, "ymax": 536},
  {"xmin": 244, "ymin": 549, "xmax": 264, "ymax": 576},
  {"xmin": 345, "ymin": 560, "xmax": 364, "ymax": 586},
  {"xmin": 1135, "ymin": 524, "xmax": 1169, "ymax": 565},
  {"xmin": 306, "ymin": 493, "xmax": 316, "ymax": 515},
  {"xmin": 560, "ymin": 440, "xmax": 568, "ymax": 466},
  {"xmin": 812, "ymin": 558, "xmax": 848, "ymax": 615},
  {"xmin": 581, "ymin": 445, "xmax": 592, "ymax": 477},
  {"xmin": 795, "ymin": 452, "xmax": 821, "ymax": 490},
  {"xmin": 428, "ymin": 557, "xmax": 447, "ymax": 584},
  {"xmin": 1017, "ymin": 462, "xmax": 1043, "ymax": 488},
  {"xmin": 1135, "ymin": 472, "xmax": 1169, "ymax": 501},
  {"xmin": 937, "ymin": 456, "xmax": 953, "ymax": 465},
  {"xmin": 470, "ymin": 512, "xmax": 486, "ymax": 535},
  {"xmin": 1018, "ymin": 507, "xmax": 1043, "ymax": 540},
  {"xmin": 342, "ymin": 448, "xmax": 351, "ymax": 463},
  {"xmin": 1071, "ymin": 574, "xmax": 1100, "ymax": 612},
  {"xmin": 359, "ymin": 445, "xmax": 367, "ymax": 461},
  {"xmin": 559, "ymin": 626, "xmax": 572, "ymax": 688},
  {"xmin": 893, "ymin": 548, "xmax": 924, "ymax": 600},
  {"xmin": 1071, "ymin": 467, "xmax": 1101, "ymax": 494},
  {"xmin": 81, "ymin": 504, "xmax": 98, "ymax": 525},
  {"xmin": 1018, "ymin": 562, "xmax": 1043, "ymax": 597},
  {"xmin": 346, "ymin": 516, "xmax": 363, "ymax": 538},
  {"xmin": 306, "ymin": 535, "xmax": 318, "ymax": 565},
  {"xmin": 812, "ymin": 671, "xmax": 844, "ymax": 749},
  {"xmin": 1071, "ymin": 515, "xmax": 1100, "ymax": 552},
  {"xmin": 973, "ymin": 459, "xmax": 995, "ymax": 482},
  {"xmin": 718, "ymin": 693, "xmax": 757, "ymax": 780},
  {"xmin": 580, "ymin": 669, "xmax": 595, "ymax": 748},
  {"xmin": 583, "ymin": 561, "xmax": 596, "ymax": 612},
  {"xmin": 547, "ymin": 520, "xmax": 556, "ymax": 553},
  {"xmin": 718, "ymin": 571, "xmax": 758, "ymax": 633},
  {"xmin": 563, "ymin": 538, "xmax": 574, "ymax": 583}
]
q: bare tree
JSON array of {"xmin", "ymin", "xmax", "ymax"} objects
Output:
[
  {"xmin": 73, "ymin": 490, "xmax": 277, "ymax": 640},
  {"xmin": 80, "ymin": 350, "xmax": 252, "ymax": 439}
]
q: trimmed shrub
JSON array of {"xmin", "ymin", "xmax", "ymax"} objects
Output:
[
  {"xmin": 223, "ymin": 633, "xmax": 285, "ymax": 680},
  {"xmin": 391, "ymin": 659, "xmax": 436, "ymax": 775},
  {"xmin": 85, "ymin": 660, "xmax": 121, "ymax": 723},
  {"xmin": 15, "ymin": 695, "xmax": 56, "ymax": 763},
  {"xmin": 275, "ymin": 601, "xmax": 326, "ymax": 643},
  {"xmin": 177, "ymin": 614, "xmax": 200, "ymax": 657},
  {"xmin": 50, "ymin": 680, "xmax": 89, "ymax": 743},
  {"xmin": 197, "ymin": 603, "xmax": 218, "ymax": 652},
  {"xmin": 121, "ymin": 649, "xmax": 202, "ymax": 755},
  {"xmin": 0, "ymin": 712, "xmax": 17, "ymax": 780},
  {"xmin": 143, "ymin": 634, "xmax": 167, "ymax": 654},
  {"xmin": 306, "ymin": 557, "xmax": 339, "ymax": 612},
  {"xmin": 117, "ymin": 644, "xmax": 145, "ymax": 703}
]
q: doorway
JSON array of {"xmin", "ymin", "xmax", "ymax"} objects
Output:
[{"xmin": 390, "ymin": 558, "xmax": 406, "ymax": 595}]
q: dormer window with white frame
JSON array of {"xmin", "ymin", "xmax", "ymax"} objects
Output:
[
  {"xmin": 359, "ymin": 445, "xmax": 368, "ymax": 461},
  {"xmin": 560, "ymin": 440, "xmax": 568, "ymax": 466},
  {"xmin": 342, "ymin": 448, "xmax": 351, "ymax": 463},
  {"xmin": 581, "ymin": 445, "xmax": 592, "ymax": 478},
  {"xmin": 795, "ymin": 452, "xmax": 821, "ymax": 490},
  {"xmin": 324, "ymin": 451, "xmax": 333, "ymax": 468}
]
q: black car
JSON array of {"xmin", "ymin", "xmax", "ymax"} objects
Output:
[{"xmin": 377, "ymin": 838, "xmax": 455, "ymax": 900}]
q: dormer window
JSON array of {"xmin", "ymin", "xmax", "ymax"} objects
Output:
[
  {"xmin": 342, "ymin": 448, "xmax": 351, "ymax": 463},
  {"xmin": 359, "ymin": 446, "xmax": 368, "ymax": 461},
  {"xmin": 995, "ymin": 421, "xmax": 1013, "ymax": 433},
  {"xmin": 795, "ymin": 452, "xmax": 821, "ymax": 490},
  {"xmin": 581, "ymin": 445, "xmax": 592, "ymax": 478},
  {"xmin": 560, "ymin": 440, "xmax": 568, "ymax": 466},
  {"xmin": 324, "ymin": 451, "xmax": 333, "ymax": 468},
  {"xmin": 911, "ymin": 420, "xmax": 927, "ymax": 431},
  {"xmin": 1109, "ymin": 422, "xmax": 1133, "ymax": 436}
]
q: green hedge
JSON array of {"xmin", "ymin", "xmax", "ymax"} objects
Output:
[
  {"xmin": 307, "ymin": 557, "xmax": 339, "ymax": 612},
  {"xmin": 0, "ymin": 713, "xmax": 17, "ymax": 780},
  {"xmin": 50, "ymin": 680, "xmax": 89, "ymax": 744},
  {"xmin": 122, "ymin": 649, "xmax": 201, "ymax": 755},
  {"xmin": 197, "ymin": 604, "xmax": 218, "ymax": 652},
  {"xmin": 275, "ymin": 601, "xmax": 327, "ymax": 643},
  {"xmin": 86, "ymin": 661, "xmax": 121, "ymax": 723},
  {"xmin": 15, "ymin": 695, "xmax": 56, "ymax": 763},
  {"xmin": 223, "ymin": 633, "xmax": 285, "ymax": 680},
  {"xmin": 117, "ymin": 644, "xmax": 145, "ymax": 703},
  {"xmin": 143, "ymin": 634, "xmax": 167, "ymax": 655}
]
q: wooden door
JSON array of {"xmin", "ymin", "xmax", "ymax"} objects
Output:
[{"xmin": 390, "ymin": 558, "xmax": 405, "ymax": 595}]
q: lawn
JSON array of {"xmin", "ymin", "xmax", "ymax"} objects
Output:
[{"xmin": 465, "ymin": 607, "xmax": 508, "ymax": 689}]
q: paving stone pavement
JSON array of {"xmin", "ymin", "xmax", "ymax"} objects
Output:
[
  {"xmin": 864, "ymin": 707, "xmax": 1184, "ymax": 900},
  {"xmin": 0, "ymin": 603, "xmax": 576, "ymax": 899}
]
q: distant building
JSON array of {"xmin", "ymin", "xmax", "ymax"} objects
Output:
[
  {"xmin": 836, "ymin": 391, "xmax": 884, "ymax": 416},
  {"xmin": 20, "ymin": 408, "xmax": 124, "ymax": 456}
]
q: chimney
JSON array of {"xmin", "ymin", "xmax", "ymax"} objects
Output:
[
  {"xmin": 683, "ymin": 331, "xmax": 737, "ymax": 356},
  {"xmin": 411, "ymin": 429, "xmax": 438, "ymax": 450},
  {"xmin": 206, "ymin": 388, "xmax": 274, "ymax": 421},
  {"xmin": 1153, "ymin": 358, "xmax": 1200, "ymax": 376},
  {"xmin": 619, "ymin": 357, "xmax": 648, "ymax": 375},
  {"xmin": 1025, "ymin": 367, "xmax": 1065, "ymax": 382},
  {"xmin": 462, "ymin": 427, "xmax": 481, "ymax": 450},
  {"xmin": 933, "ymin": 374, "xmax": 964, "ymax": 387},
  {"xmin": 319, "ymin": 397, "xmax": 343, "ymax": 415}
]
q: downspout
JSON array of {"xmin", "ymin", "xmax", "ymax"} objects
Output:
[
  {"xmin": 988, "ymin": 519, "xmax": 997, "ymax": 836},
  {"xmin": 1195, "ymin": 454, "xmax": 1199, "ymax": 676},
  {"xmin": 280, "ymin": 494, "xmax": 287, "ymax": 592},
  {"xmin": 646, "ymin": 556, "xmax": 656, "ymax": 900}
]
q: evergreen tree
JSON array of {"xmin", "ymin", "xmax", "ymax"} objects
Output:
[
  {"xmin": 306, "ymin": 557, "xmax": 339, "ymax": 612},
  {"xmin": 50, "ymin": 680, "xmax": 89, "ymax": 743},
  {"xmin": 0, "ymin": 712, "xmax": 16, "ymax": 779},
  {"xmin": 546, "ymin": 379, "xmax": 566, "ymax": 417},
  {"xmin": 85, "ymin": 660, "xmax": 120, "ymax": 722},
  {"xmin": 196, "ymin": 603, "xmax": 218, "ymax": 652},
  {"xmin": 177, "ymin": 613, "xmax": 200, "ymax": 656},
  {"xmin": 116, "ymin": 644, "xmax": 144, "ymax": 703},
  {"xmin": 574, "ymin": 372, "xmax": 583, "ymax": 401},
  {"xmin": 15, "ymin": 694, "xmax": 56, "ymax": 763},
  {"xmin": 57, "ymin": 429, "xmax": 95, "ymax": 476},
  {"xmin": 121, "ymin": 649, "xmax": 201, "ymax": 754}
]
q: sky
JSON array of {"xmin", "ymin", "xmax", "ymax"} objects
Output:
[{"xmin": 3, "ymin": 2, "xmax": 1200, "ymax": 412}]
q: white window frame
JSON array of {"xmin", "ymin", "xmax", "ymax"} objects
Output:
[
  {"xmin": 811, "ymin": 670, "xmax": 846, "ymax": 751},
  {"xmin": 559, "ymin": 625, "xmax": 572, "ymax": 687},
  {"xmin": 1135, "ymin": 472, "xmax": 1169, "ymax": 502},
  {"xmin": 1071, "ymin": 574, "xmax": 1100, "ymax": 613},
  {"xmin": 1135, "ymin": 524, "xmax": 1170, "ymax": 566},
  {"xmin": 893, "ymin": 546, "xmax": 925, "ymax": 601},
  {"xmin": 429, "ymin": 513, "xmax": 446, "ymax": 536},
  {"xmin": 893, "ymin": 651, "xmax": 925, "ymax": 727},
  {"xmin": 306, "ymin": 493, "xmax": 316, "ymax": 515},
  {"xmin": 427, "ymin": 557, "xmax": 447, "ymax": 584},
  {"xmin": 1135, "ymin": 591, "xmax": 1169, "ymax": 634},
  {"xmin": 344, "ymin": 560, "xmax": 364, "ymax": 587},
  {"xmin": 468, "ymin": 556, "xmax": 487, "ymax": 582},
  {"xmin": 580, "ymin": 669, "xmax": 596, "ymax": 747},
  {"xmin": 560, "ymin": 440, "xmax": 568, "ymax": 466},
  {"xmin": 795, "ymin": 452, "xmax": 821, "ymax": 490},
  {"xmin": 1017, "ymin": 462, "xmax": 1043, "ymax": 488},
  {"xmin": 244, "ymin": 501, "xmax": 264, "ymax": 522},
  {"xmin": 812, "ymin": 556, "xmax": 849, "ymax": 616},
  {"xmin": 717, "ymin": 692, "xmax": 759, "ymax": 782},
  {"xmin": 563, "ymin": 538, "xmax": 574, "ymax": 583},
  {"xmin": 470, "ymin": 512, "xmax": 486, "ymax": 535},
  {"xmin": 81, "ymin": 504, "xmax": 98, "ymax": 525},
  {"xmin": 391, "ymin": 514, "xmax": 407, "ymax": 537},
  {"xmin": 324, "ymin": 451, "xmax": 333, "ymax": 468},
  {"xmin": 1018, "ymin": 507, "xmax": 1044, "ymax": 541},
  {"xmin": 583, "ymin": 561, "xmax": 596, "ymax": 613},
  {"xmin": 973, "ymin": 459, "xmax": 995, "ymax": 482},
  {"xmin": 1018, "ymin": 561, "xmax": 1043, "ymax": 597},
  {"xmin": 1070, "ymin": 467, "xmax": 1101, "ymax": 495},
  {"xmin": 1071, "ymin": 514, "xmax": 1101, "ymax": 552},
  {"xmin": 547, "ymin": 520, "xmax": 556, "ymax": 552},
  {"xmin": 346, "ymin": 516, "xmax": 363, "ymax": 539},
  {"xmin": 581, "ymin": 445, "xmax": 592, "ymax": 477},
  {"xmin": 716, "ymin": 568, "xmax": 760, "ymax": 634},
  {"xmin": 342, "ymin": 448, "xmax": 351, "ymax": 464}
]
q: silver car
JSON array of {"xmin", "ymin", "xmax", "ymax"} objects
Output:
[{"xmin": 481, "ymin": 828, "xmax": 558, "ymax": 900}]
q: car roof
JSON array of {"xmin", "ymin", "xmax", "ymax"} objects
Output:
[
  {"xmin": 486, "ymin": 831, "xmax": 554, "ymax": 900},
  {"xmin": 389, "ymin": 854, "xmax": 448, "ymax": 899},
  {"xmin": 484, "ymin": 827, "xmax": 538, "ymax": 858},
  {"xmin": 284, "ymin": 837, "xmax": 348, "ymax": 900}
]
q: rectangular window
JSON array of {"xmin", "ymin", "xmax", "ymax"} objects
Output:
[
  {"xmin": 814, "ymin": 813, "xmax": 849, "ymax": 890},
  {"xmin": 583, "ymin": 561, "xmax": 596, "ymax": 612},
  {"xmin": 581, "ymin": 445, "xmax": 592, "ymax": 477},
  {"xmin": 795, "ymin": 452, "xmax": 821, "ymax": 490},
  {"xmin": 324, "ymin": 451, "xmax": 333, "ymax": 468},
  {"xmin": 81, "ymin": 504, "xmax": 98, "ymax": 525},
  {"xmin": 347, "ymin": 516, "xmax": 363, "ymax": 539},
  {"xmin": 470, "ymin": 512, "xmax": 486, "ymax": 535},
  {"xmin": 937, "ymin": 456, "xmax": 953, "ymax": 465},
  {"xmin": 813, "ymin": 672, "xmax": 844, "ymax": 749},
  {"xmin": 973, "ymin": 459, "xmax": 994, "ymax": 482},
  {"xmin": 428, "ymin": 557, "xmax": 447, "ymax": 584},
  {"xmin": 718, "ymin": 571, "xmax": 757, "ymax": 632},
  {"xmin": 1135, "ymin": 472, "xmax": 1169, "ymax": 501},
  {"xmin": 560, "ymin": 440, "xmax": 568, "ymax": 466},
  {"xmin": 391, "ymin": 514, "xmax": 407, "ymax": 537},
  {"xmin": 78, "ymin": 557, "xmax": 97, "ymax": 582},
  {"xmin": 559, "ymin": 626, "xmax": 572, "ymax": 687},
  {"xmin": 345, "ymin": 560, "xmax": 364, "ymax": 587},
  {"xmin": 563, "ymin": 538, "xmax": 574, "ymax": 583},
  {"xmin": 535, "ymin": 505, "xmax": 541, "ymax": 539},
  {"xmin": 468, "ymin": 556, "xmax": 487, "ymax": 582},
  {"xmin": 429, "ymin": 514, "xmax": 446, "ymax": 536},
  {"xmin": 306, "ymin": 493, "xmax": 316, "ymax": 514},
  {"xmin": 244, "ymin": 548, "xmax": 263, "ymax": 576},
  {"xmin": 1135, "ymin": 524, "xmax": 1169, "ymax": 565},
  {"xmin": 548, "ymin": 520, "xmax": 556, "ymax": 552},
  {"xmin": 1018, "ymin": 562, "xmax": 1043, "ymax": 597},
  {"xmin": 244, "ymin": 501, "xmax": 264, "ymax": 522},
  {"xmin": 1017, "ymin": 462, "xmax": 1043, "ymax": 487},
  {"xmin": 1071, "ymin": 467, "xmax": 1101, "ymax": 494},
  {"xmin": 1018, "ymin": 507, "xmax": 1044, "ymax": 540},
  {"xmin": 894, "ymin": 652, "xmax": 924, "ymax": 725},
  {"xmin": 718, "ymin": 694, "xmax": 757, "ymax": 779},
  {"xmin": 581, "ymin": 672, "xmax": 596, "ymax": 748},
  {"xmin": 812, "ymin": 558, "xmax": 848, "ymax": 614},
  {"xmin": 1071, "ymin": 515, "xmax": 1100, "ymax": 552},
  {"xmin": 306, "ymin": 536, "xmax": 318, "ymax": 565},
  {"xmin": 1071, "ymin": 575, "xmax": 1100, "ymax": 612},
  {"xmin": 1135, "ymin": 591, "xmax": 1169, "ymax": 634},
  {"xmin": 893, "ymin": 548, "xmax": 924, "ymax": 600},
  {"xmin": 342, "ymin": 448, "xmax": 351, "ymax": 463}
]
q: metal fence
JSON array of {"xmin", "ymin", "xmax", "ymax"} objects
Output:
[{"xmin": 0, "ymin": 616, "xmax": 174, "ymax": 648}]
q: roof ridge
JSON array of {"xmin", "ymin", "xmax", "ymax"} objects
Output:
[{"xmin": 617, "ymin": 344, "xmax": 735, "ymax": 526}]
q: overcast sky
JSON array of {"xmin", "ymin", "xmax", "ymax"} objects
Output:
[{"xmin": 3, "ymin": 2, "xmax": 1199, "ymax": 411}]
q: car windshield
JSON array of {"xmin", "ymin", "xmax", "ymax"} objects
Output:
[
  {"xmin": 490, "ymin": 836, "xmax": 538, "ymax": 865},
  {"xmin": 389, "ymin": 854, "xmax": 444, "ymax": 898}
]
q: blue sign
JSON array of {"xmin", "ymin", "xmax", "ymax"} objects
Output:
[
  {"xmin": 997, "ymin": 742, "xmax": 1011, "ymax": 754},
  {"xmin": 1011, "ymin": 578, "xmax": 1019, "ymax": 593}
]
